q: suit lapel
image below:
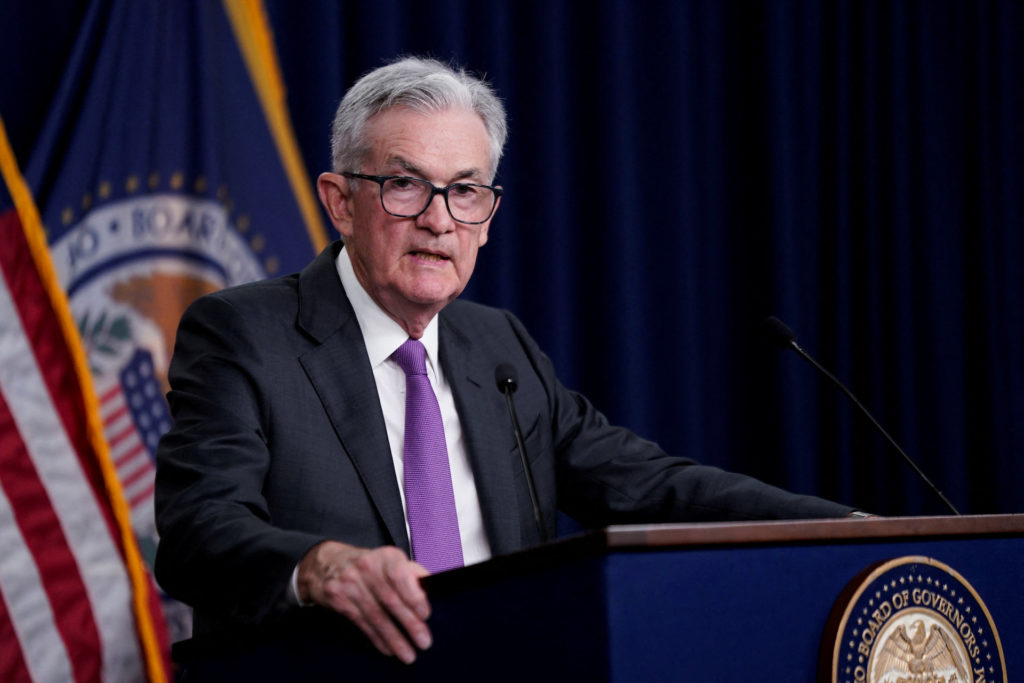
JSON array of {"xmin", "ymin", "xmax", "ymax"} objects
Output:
[
  {"xmin": 296, "ymin": 245, "xmax": 409, "ymax": 553},
  {"xmin": 439, "ymin": 314, "xmax": 523, "ymax": 556}
]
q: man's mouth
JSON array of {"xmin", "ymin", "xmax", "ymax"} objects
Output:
[{"xmin": 409, "ymin": 250, "xmax": 450, "ymax": 262}]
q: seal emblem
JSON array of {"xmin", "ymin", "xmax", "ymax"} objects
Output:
[
  {"xmin": 49, "ymin": 189, "xmax": 271, "ymax": 641},
  {"xmin": 827, "ymin": 556, "xmax": 1006, "ymax": 683},
  {"xmin": 51, "ymin": 193, "xmax": 266, "ymax": 536}
]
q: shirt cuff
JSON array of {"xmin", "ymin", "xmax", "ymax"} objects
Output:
[{"xmin": 289, "ymin": 564, "xmax": 310, "ymax": 607}]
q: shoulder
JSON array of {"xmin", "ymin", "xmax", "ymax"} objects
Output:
[
  {"xmin": 440, "ymin": 299, "xmax": 554, "ymax": 385},
  {"xmin": 442, "ymin": 297, "xmax": 508, "ymax": 325},
  {"xmin": 441, "ymin": 298, "xmax": 534, "ymax": 344},
  {"xmin": 442, "ymin": 298, "xmax": 531, "ymax": 332},
  {"xmin": 182, "ymin": 241, "xmax": 342, "ymax": 329}
]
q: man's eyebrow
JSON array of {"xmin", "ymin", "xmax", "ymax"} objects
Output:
[
  {"xmin": 387, "ymin": 156, "xmax": 485, "ymax": 183},
  {"xmin": 388, "ymin": 157, "xmax": 424, "ymax": 176}
]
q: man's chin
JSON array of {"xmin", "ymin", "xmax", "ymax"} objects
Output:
[{"xmin": 400, "ymin": 277, "xmax": 464, "ymax": 306}]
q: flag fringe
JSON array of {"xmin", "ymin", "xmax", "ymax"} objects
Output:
[{"xmin": 223, "ymin": 0, "xmax": 329, "ymax": 255}]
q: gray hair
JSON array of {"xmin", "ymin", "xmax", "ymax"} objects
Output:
[{"xmin": 330, "ymin": 56, "xmax": 508, "ymax": 181}]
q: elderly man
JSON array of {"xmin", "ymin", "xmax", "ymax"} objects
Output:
[{"xmin": 154, "ymin": 57, "xmax": 853, "ymax": 666}]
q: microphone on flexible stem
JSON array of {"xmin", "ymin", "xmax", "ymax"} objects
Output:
[
  {"xmin": 762, "ymin": 316, "xmax": 961, "ymax": 516},
  {"xmin": 494, "ymin": 363, "xmax": 546, "ymax": 539}
]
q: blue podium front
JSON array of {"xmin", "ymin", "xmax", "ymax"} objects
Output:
[{"xmin": 178, "ymin": 515, "xmax": 1023, "ymax": 681}]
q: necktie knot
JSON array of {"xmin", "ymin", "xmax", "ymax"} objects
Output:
[{"xmin": 392, "ymin": 338, "xmax": 428, "ymax": 377}]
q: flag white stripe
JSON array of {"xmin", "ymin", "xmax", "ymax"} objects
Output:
[
  {"xmin": 125, "ymin": 477, "xmax": 155, "ymax": 505},
  {"xmin": 117, "ymin": 451, "xmax": 152, "ymax": 481},
  {"xmin": 111, "ymin": 440, "xmax": 145, "ymax": 468},
  {"xmin": 126, "ymin": 483, "xmax": 156, "ymax": 510},
  {"xmin": 0, "ymin": 272, "xmax": 144, "ymax": 681},
  {"xmin": 98, "ymin": 399, "xmax": 122, "ymax": 420},
  {"xmin": 104, "ymin": 410, "xmax": 132, "ymax": 438},
  {"xmin": 123, "ymin": 462, "xmax": 155, "ymax": 487}
]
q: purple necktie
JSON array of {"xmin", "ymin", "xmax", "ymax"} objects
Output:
[{"xmin": 392, "ymin": 338, "xmax": 463, "ymax": 573}]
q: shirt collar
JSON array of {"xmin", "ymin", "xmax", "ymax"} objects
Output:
[{"xmin": 336, "ymin": 245, "xmax": 440, "ymax": 371}]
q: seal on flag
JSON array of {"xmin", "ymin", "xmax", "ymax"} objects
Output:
[{"xmin": 51, "ymin": 188, "xmax": 268, "ymax": 535}]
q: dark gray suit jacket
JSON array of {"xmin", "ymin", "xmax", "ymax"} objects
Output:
[{"xmin": 154, "ymin": 241, "xmax": 851, "ymax": 634}]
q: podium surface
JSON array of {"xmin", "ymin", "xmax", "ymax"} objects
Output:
[{"xmin": 181, "ymin": 515, "xmax": 1024, "ymax": 681}]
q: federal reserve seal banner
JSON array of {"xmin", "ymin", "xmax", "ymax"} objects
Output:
[
  {"xmin": 825, "ymin": 555, "xmax": 1006, "ymax": 683},
  {"xmin": 11, "ymin": 0, "xmax": 326, "ymax": 645}
]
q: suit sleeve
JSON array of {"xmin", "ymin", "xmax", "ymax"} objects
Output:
[
  {"xmin": 154, "ymin": 293, "xmax": 325, "ymax": 625},
  {"xmin": 500, "ymin": 311, "xmax": 854, "ymax": 524}
]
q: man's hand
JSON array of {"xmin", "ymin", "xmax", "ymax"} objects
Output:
[{"xmin": 297, "ymin": 541, "xmax": 432, "ymax": 664}]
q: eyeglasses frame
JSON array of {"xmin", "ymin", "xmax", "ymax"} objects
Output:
[{"xmin": 342, "ymin": 172, "xmax": 502, "ymax": 225}]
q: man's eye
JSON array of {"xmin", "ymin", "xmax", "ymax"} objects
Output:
[
  {"xmin": 449, "ymin": 184, "xmax": 478, "ymax": 197},
  {"xmin": 389, "ymin": 177, "xmax": 417, "ymax": 190}
]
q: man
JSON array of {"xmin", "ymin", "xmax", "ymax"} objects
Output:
[{"xmin": 154, "ymin": 57, "xmax": 853, "ymax": 666}]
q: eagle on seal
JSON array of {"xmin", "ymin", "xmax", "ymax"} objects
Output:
[{"xmin": 871, "ymin": 619, "xmax": 970, "ymax": 682}]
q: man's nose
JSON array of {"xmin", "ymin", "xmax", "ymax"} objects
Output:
[{"xmin": 416, "ymin": 192, "xmax": 454, "ymax": 234}]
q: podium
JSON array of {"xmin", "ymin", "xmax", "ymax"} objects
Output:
[{"xmin": 179, "ymin": 515, "xmax": 1024, "ymax": 681}]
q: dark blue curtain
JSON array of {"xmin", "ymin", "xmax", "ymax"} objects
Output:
[
  {"xmin": 266, "ymin": 0, "xmax": 1023, "ymax": 517},
  {"xmin": 4, "ymin": 1, "xmax": 1022, "ymax": 516}
]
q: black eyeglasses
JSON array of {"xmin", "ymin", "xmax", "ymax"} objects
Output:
[{"xmin": 343, "ymin": 172, "xmax": 502, "ymax": 225}]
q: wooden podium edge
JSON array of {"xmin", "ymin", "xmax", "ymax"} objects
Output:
[
  {"xmin": 600, "ymin": 513, "xmax": 1024, "ymax": 548},
  {"xmin": 425, "ymin": 514, "xmax": 1024, "ymax": 596}
]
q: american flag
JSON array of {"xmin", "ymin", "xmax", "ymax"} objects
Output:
[
  {"xmin": 97, "ymin": 349, "xmax": 171, "ymax": 526},
  {"xmin": 0, "ymin": 117, "xmax": 169, "ymax": 682}
]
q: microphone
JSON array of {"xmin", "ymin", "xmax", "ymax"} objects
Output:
[
  {"xmin": 494, "ymin": 363, "xmax": 546, "ymax": 539},
  {"xmin": 763, "ymin": 316, "xmax": 961, "ymax": 515}
]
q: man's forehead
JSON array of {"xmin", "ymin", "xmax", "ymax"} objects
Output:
[
  {"xmin": 364, "ymin": 106, "xmax": 491, "ymax": 178},
  {"xmin": 365, "ymin": 105, "xmax": 488, "ymax": 140}
]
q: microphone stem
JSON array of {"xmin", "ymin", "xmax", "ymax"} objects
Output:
[
  {"xmin": 503, "ymin": 388, "xmax": 546, "ymax": 536},
  {"xmin": 790, "ymin": 341, "xmax": 961, "ymax": 516}
]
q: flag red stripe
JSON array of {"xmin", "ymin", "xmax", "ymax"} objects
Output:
[
  {"xmin": 102, "ymin": 402, "xmax": 129, "ymax": 426},
  {"xmin": 108, "ymin": 422, "xmax": 136, "ymax": 449},
  {"xmin": 99, "ymin": 384, "xmax": 121, "ymax": 405},
  {"xmin": 0, "ymin": 388, "xmax": 101, "ymax": 682},
  {"xmin": 129, "ymin": 483, "xmax": 157, "ymax": 510},
  {"xmin": 0, "ymin": 588, "xmax": 34, "ymax": 683},
  {"xmin": 115, "ymin": 441, "xmax": 148, "ymax": 469},
  {"xmin": 123, "ymin": 461, "xmax": 154, "ymax": 489},
  {"xmin": 0, "ymin": 212, "xmax": 124, "ymax": 555}
]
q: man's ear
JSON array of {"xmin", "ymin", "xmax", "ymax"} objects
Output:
[{"xmin": 317, "ymin": 172, "xmax": 354, "ymax": 238}]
